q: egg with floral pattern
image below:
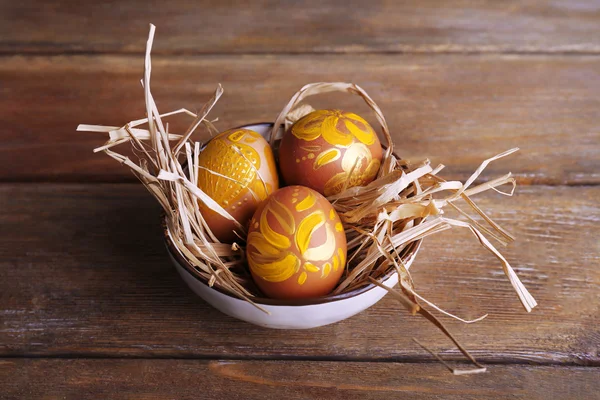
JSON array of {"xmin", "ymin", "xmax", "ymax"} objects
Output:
[
  {"xmin": 197, "ymin": 128, "xmax": 278, "ymax": 243},
  {"xmin": 279, "ymin": 109, "xmax": 383, "ymax": 197},
  {"xmin": 247, "ymin": 186, "xmax": 347, "ymax": 299}
]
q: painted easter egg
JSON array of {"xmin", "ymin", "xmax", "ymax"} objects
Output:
[
  {"xmin": 278, "ymin": 109, "xmax": 383, "ymax": 197},
  {"xmin": 246, "ymin": 186, "xmax": 347, "ymax": 299},
  {"xmin": 197, "ymin": 128, "xmax": 278, "ymax": 243}
]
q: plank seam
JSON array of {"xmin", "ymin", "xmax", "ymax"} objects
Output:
[
  {"xmin": 3, "ymin": 50, "xmax": 600, "ymax": 57},
  {"xmin": 1, "ymin": 354, "xmax": 598, "ymax": 367}
]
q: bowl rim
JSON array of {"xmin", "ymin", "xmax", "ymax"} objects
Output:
[{"xmin": 163, "ymin": 121, "xmax": 423, "ymax": 307}]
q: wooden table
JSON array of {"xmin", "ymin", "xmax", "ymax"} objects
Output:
[{"xmin": 1, "ymin": 2, "xmax": 599, "ymax": 398}]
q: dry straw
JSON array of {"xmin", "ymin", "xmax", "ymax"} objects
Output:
[{"xmin": 78, "ymin": 24, "xmax": 536, "ymax": 372}]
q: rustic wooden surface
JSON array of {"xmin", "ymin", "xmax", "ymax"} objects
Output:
[
  {"xmin": 1, "ymin": 54, "xmax": 599, "ymax": 184},
  {"xmin": 2, "ymin": 0, "xmax": 600, "ymax": 54},
  {"xmin": 1, "ymin": 1, "xmax": 599, "ymax": 398},
  {"xmin": 2, "ymin": 360, "xmax": 599, "ymax": 400},
  {"xmin": 1, "ymin": 184, "xmax": 598, "ymax": 365}
]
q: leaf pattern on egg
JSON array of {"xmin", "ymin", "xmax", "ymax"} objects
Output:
[
  {"xmin": 290, "ymin": 110, "xmax": 381, "ymax": 196},
  {"xmin": 291, "ymin": 109, "xmax": 377, "ymax": 147},
  {"xmin": 197, "ymin": 130, "xmax": 263, "ymax": 208},
  {"xmin": 247, "ymin": 189, "xmax": 343, "ymax": 286}
]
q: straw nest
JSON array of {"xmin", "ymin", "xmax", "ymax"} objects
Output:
[{"xmin": 78, "ymin": 24, "xmax": 536, "ymax": 373}]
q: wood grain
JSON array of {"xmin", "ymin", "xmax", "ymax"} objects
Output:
[
  {"xmin": 0, "ymin": 184, "xmax": 598, "ymax": 363},
  {"xmin": 1, "ymin": 359, "xmax": 598, "ymax": 400},
  {"xmin": 2, "ymin": 1, "xmax": 598, "ymax": 393},
  {"xmin": 1, "ymin": 54, "xmax": 599, "ymax": 184},
  {"xmin": 2, "ymin": 1, "xmax": 600, "ymax": 55}
]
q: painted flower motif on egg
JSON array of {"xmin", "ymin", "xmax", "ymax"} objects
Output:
[
  {"xmin": 197, "ymin": 128, "xmax": 278, "ymax": 243},
  {"xmin": 247, "ymin": 186, "xmax": 347, "ymax": 299},
  {"xmin": 279, "ymin": 109, "xmax": 383, "ymax": 197}
]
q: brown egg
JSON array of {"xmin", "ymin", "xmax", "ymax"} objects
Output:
[
  {"xmin": 246, "ymin": 186, "xmax": 347, "ymax": 299},
  {"xmin": 279, "ymin": 109, "xmax": 383, "ymax": 197},
  {"xmin": 197, "ymin": 128, "xmax": 278, "ymax": 243}
]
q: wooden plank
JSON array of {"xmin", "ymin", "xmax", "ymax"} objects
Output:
[
  {"xmin": 1, "ymin": 54, "xmax": 599, "ymax": 184},
  {"xmin": 1, "ymin": 359, "xmax": 598, "ymax": 400},
  {"xmin": 0, "ymin": 184, "xmax": 598, "ymax": 363},
  {"xmin": 2, "ymin": 1, "xmax": 600, "ymax": 54}
]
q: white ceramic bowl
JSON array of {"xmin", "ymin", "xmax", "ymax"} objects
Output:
[{"xmin": 164, "ymin": 122, "xmax": 422, "ymax": 329}]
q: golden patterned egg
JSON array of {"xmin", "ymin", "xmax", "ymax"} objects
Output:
[
  {"xmin": 197, "ymin": 128, "xmax": 278, "ymax": 243},
  {"xmin": 278, "ymin": 109, "xmax": 383, "ymax": 197},
  {"xmin": 246, "ymin": 186, "xmax": 347, "ymax": 299}
]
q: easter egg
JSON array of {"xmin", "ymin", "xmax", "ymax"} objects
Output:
[
  {"xmin": 197, "ymin": 128, "xmax": 278, "ymax": 243},
  {"xmin": 278, "ymin": 109, "xmax": 383, "ymax": 197},
  {"xmin": 246, "ymin": 186, "xmax": 347, "ymax": 299}
]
